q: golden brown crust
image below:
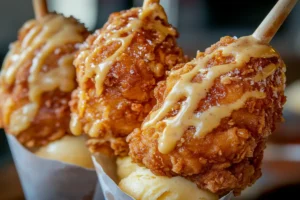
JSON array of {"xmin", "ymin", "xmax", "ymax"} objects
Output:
[
  {"xmin": 0, "ymin": 14, "xmax": 89, "ymax": 147},
  {"xmin": 128, "ymin": 36, "xmax": 286, "ymax": 195},
  {"xmin": 71, "ymin": 7, "xmax": 187, "ymax": 156}
]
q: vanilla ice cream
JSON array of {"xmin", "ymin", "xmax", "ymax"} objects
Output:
[
  {"xmin": 117, "ymin": 157, "xmax": 218, "ymax": 200},
  {"xmin": 36, "ymin": 135, "xmax": 94, "ymax": 169}
]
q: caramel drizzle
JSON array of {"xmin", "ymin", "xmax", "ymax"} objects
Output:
[
  {"xmin": 0, "ymin": 14, "xmax": 85, "ymax": 134},
  {"xmin": 71, "ymin": 2, "xmax": 176, "ymax": 137},
  {"xmin": 142, "ymin": 36, "xmax": 280, "ymax": 154}
]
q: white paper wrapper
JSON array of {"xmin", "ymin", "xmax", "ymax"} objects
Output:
[
  {"xmin": 7, "ymin": 135, "xmax": 104, "ymax": 200},
  {"xmin": 92, "ymin": 156, "xmax": 233, "ymax": 200}
]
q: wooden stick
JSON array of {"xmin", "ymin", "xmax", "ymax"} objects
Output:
[
  {"xmin": 143, "ymin": 0, "xmax": 160, "ymax": 9},
  {"xmin": 253, "ymin": 0, "xmax": 298, "ymax": 44},
  {"xmin": 33, "ymin": 0, "xmax": 48, "ymax": 20}
]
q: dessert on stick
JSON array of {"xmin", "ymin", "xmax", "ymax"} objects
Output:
[
  {"xmin": 0, "ymin": 0, "xmax": 89, "ymax": 148},
  {"xmin": 128, "ymin": 0, "xmax": 297, "ymax": 197},
  {"xmin": 0, "ymin": 1, "xmax": 100, "ymax": 199},
  {"xmin": 70, "ymin": 0, "xmax": 187, "ymax": 156}
]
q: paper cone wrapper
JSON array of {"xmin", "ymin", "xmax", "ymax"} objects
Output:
[
  {"xmin": 7, "ymin": 135, "xmax": 104, "ymax": 200},
  {"xmin": 92, "ymin": 155, "xmax": 233, "ymax": 200}
]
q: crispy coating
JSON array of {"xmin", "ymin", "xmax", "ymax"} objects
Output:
[
  {"xmin": 70, "ymin": 5, "xmax": 187, "ymax": 156},
  {"xmin": 128, "ymin": 36, "xmax": 286, "ymax": 196},
  {"xmin": 0, "ymin": 14, "xmax": 89, "ymax": 147}
]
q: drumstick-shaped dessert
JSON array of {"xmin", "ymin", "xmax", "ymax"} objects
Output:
[
  {"xmin": 0, "ymin": 0, "xmax": 89, "ymax": 147},
  {"xmin": 69, "ymin": 0, "xmax": 187, "ymax": 156},
  {"xmin": 128, "ymin": 0, "xmax": 297, "ymax": 197}
]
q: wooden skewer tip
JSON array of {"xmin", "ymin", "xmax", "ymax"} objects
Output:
[
  {"xmin": 252, "ymin": 0, "xmax": 298, "ymax": 44},
  {"xmin": 33, "ymin": 0, "xmax": 48, "ymax": 20},
  {"xmin": 143, "ymin": 0, "xmax": 160, "ymax": 9}
]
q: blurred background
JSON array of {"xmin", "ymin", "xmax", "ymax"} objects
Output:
[{"xmin": 0, "ymin": 0, "xmax": 299, "ymax": 199}]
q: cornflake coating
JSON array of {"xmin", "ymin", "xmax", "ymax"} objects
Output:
[
  {"xmin": 128, "ymin": 36, "xmax": 286, "ymax": 196},
  {"xmin": 70, "ymin": 4, "xmax": 187, "ymax": 156},
  {"xmin": 0, "ymin": 14, "xmax": 89, "ymax": 148}
]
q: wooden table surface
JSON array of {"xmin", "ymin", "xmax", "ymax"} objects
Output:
[{"xmin": 0, "ymin": 162, "xmax": 24, "ymax": 200}]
